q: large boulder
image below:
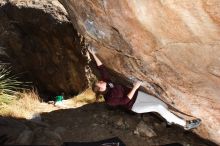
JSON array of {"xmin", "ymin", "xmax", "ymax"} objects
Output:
[
  {"xmin": 60, "ymin": 0, "xmax": 220, "ymax": 144},
  {"xmin": 0, "ymin": 0, "xmax": 87, "ymax": 94}
]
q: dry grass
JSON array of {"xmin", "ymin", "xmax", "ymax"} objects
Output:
[
  {"xmin": 63, "ymin": 88, "xmax": 104, "ymax": 108},
  {"xmin": 0, "ymin": 88, "xmax": 104, "ymax": 119},
  {"xmin": 0, "ymin": 90, "xmax": 44, "ymax": 119},
  {"xmin": 0, "ymin": 94, "xmax": 16, "ymax": 105}
]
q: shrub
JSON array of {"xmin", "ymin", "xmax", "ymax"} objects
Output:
[{"xmin": 0, "ymin": 65, "xmax": 25, "ymax": 105}]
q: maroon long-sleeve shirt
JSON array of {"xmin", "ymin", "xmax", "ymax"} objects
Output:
[{"xmin": 97, "ymin": 65, "xmax": 138, "ymax": 110}]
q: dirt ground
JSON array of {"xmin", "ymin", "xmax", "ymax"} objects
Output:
[
  {"xmin": 0, "ymin": 89, "xmax": 217, "ymax": 146},
  {"xmin": 40, "ymin": 102, "xmax": 215, "ymax": 146}
]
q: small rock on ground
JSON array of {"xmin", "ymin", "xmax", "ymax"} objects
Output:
[{"xmin": 134, "ymin": 121, "xmax": 157, "ymax": 138}]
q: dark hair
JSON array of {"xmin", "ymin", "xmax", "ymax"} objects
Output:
[
  {"xmin": 92, "ymin": 81, "xmax": 105, "ymax": 101},
  {"xmin": 92, "ymin": 81, "xmax": 100, "ymax": 93}
]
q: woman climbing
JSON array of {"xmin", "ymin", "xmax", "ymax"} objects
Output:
[{"xmin": 88, "ymin": 48, "xmax": 201, "ymax": 130}]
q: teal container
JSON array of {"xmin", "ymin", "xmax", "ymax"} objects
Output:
[{"xmin": 55, "ymin": 95, "xmax": 63, "ymax": 102}]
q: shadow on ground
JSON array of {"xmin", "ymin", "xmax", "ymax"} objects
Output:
[{"xmin": 0, "ymin": 102, "xmax": 218, "ymax": 146}]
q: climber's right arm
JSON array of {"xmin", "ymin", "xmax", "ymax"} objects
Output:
[
  {"xmin": 127, "ymin": 81, "xmax": 142, "ymax": 99},
  {"xmin": 88, "ymin": 48, "xmax": 102, "ymax": 66},
  {"xmin": 88, "ymin": 47, "xmax": 111, "ymax": 81}
]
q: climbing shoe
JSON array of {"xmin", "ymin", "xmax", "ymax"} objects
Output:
[{"xmin": 184, "ymin": 118, "xmax": 201, "ymax": 130}]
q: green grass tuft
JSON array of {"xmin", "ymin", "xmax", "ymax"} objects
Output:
[{"xmin": 0, "ymin": 65, "xmax": 25, "ymax": 105}]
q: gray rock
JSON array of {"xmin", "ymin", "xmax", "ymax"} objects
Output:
[
  {"xmin": 33, "ymin": 128, "xmax": 62, "ymax": 146},
  {"xmin": 0, "ymin": 117, "xmax": 27, "ymax": 129},
  {"xmin": 114, "ymin": 117, "xmax": 130, "ymax": 129},
  {"xmin": 15, "ymin": 130, "xmax": 33, "ymax": 145},
  {"xmin": 0, "ymin": 117, "xmax": 29, "ymax": 144},
  {"xmin": 134, "ymin": 121, "xmax": 157, "ymax": 138},
  {"xmin": 54, "ymin": 127, "xmax": 66, "ymax": 136},
  {"xmin": 116, "ymin": 118, "xmax": 124, "ymax": 127}
]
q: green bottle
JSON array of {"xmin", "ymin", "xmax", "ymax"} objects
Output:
[{"xmin": 55, "ymin": 92, "xmax": 64, "ymax": 102}]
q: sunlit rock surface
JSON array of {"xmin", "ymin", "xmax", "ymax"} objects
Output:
[{"xmin": 61, "ymin": 0, "xmax": 220, "ymax": 144}]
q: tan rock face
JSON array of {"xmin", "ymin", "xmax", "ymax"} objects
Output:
[{"xmin": 61, "ymin": 0, "xmax": 220, "ymax": 144}]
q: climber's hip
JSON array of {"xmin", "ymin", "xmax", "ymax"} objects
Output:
[{"xmin": 131, "ymin": 91, "xmax": 168, "ymax": 113}]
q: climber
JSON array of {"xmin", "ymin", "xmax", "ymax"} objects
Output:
[{"xmin": 88, "ymin": 47, "xmax": 201, "ymax": 130}]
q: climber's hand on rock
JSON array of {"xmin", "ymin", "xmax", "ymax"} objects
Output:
[
  {"xmin": 133, "ymin": 80, "xmax": 142, "ymax": 90},
  {"xmin": 88, "ymin": 47, "xmax": 96, "ymax": 55}
]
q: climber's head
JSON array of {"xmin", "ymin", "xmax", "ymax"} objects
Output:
[{"xmin": 92, "ymin": 80, "xmax": 107, "ymax": 93}]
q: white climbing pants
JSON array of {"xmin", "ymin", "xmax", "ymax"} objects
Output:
[{"xmin": 131, "ymin": 91, "xmax": 186, "ymax": 127}]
